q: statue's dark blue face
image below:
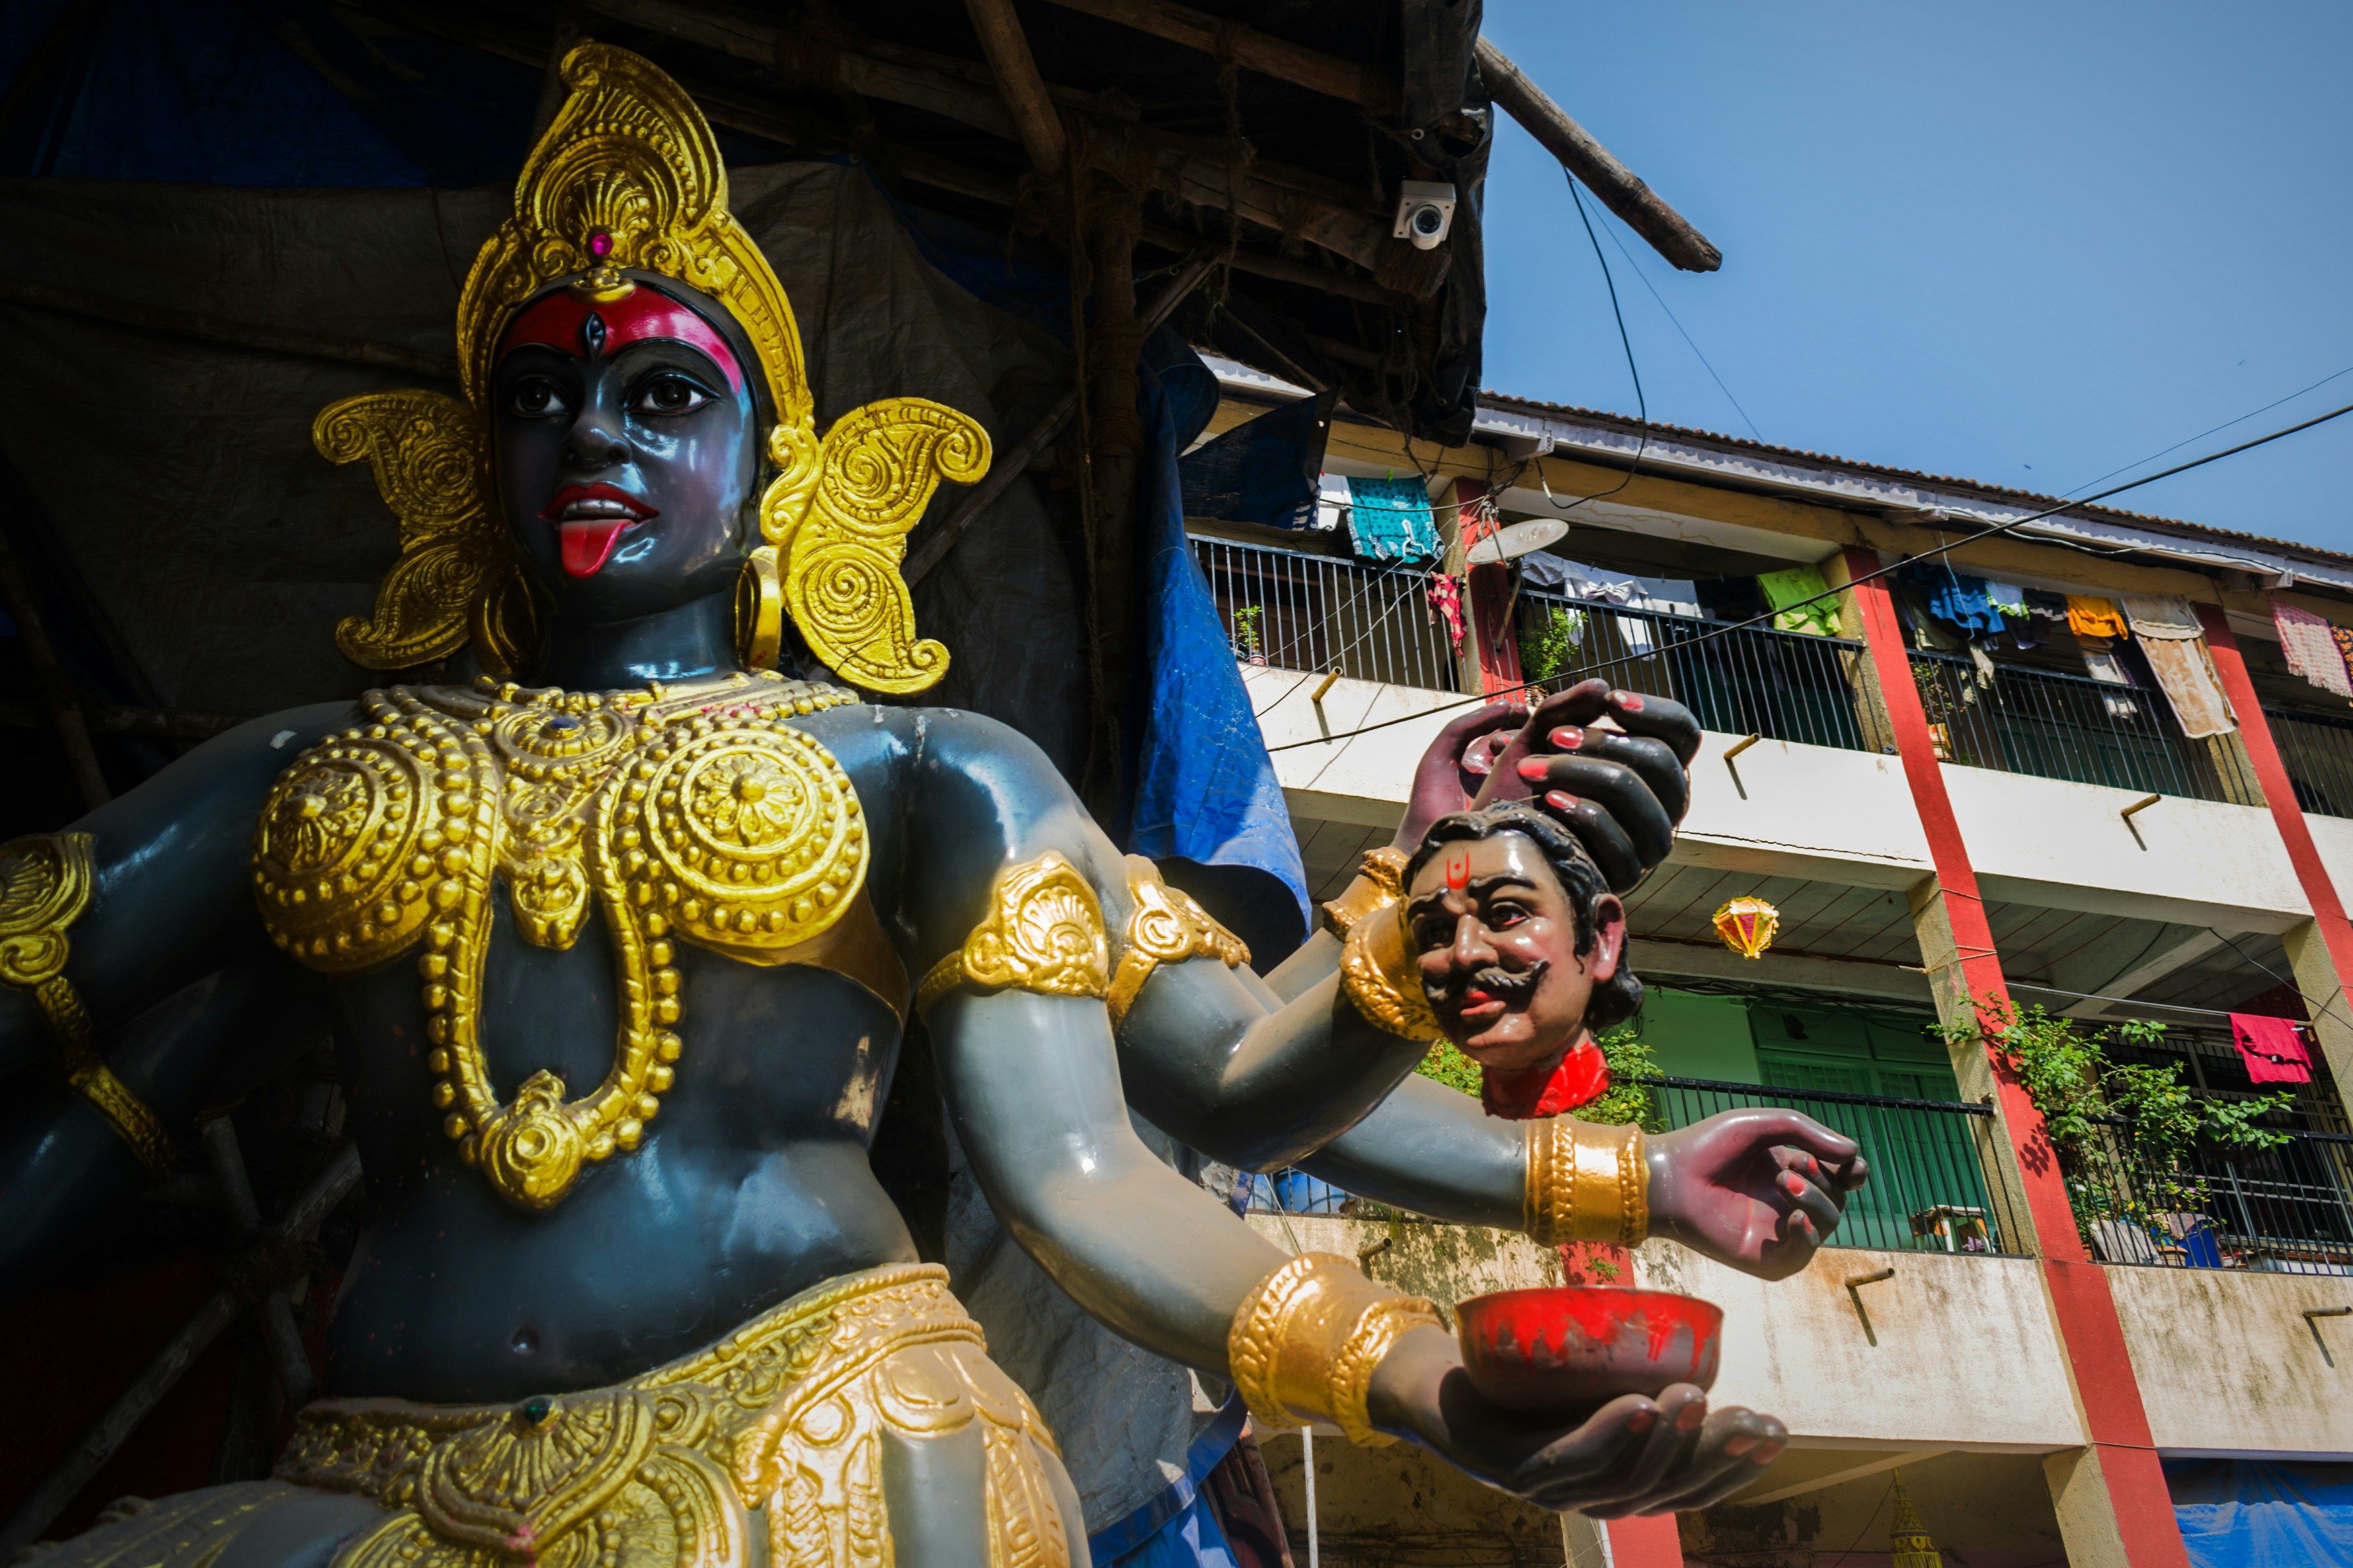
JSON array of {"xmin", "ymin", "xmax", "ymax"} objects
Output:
[{"xmin": 491, "ymin": 280, "xmax": 762, "ymax": 624}]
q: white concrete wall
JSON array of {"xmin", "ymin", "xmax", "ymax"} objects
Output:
[
  {"xmin": 1944, "ymin": 764, "xmax": 2309, "ymax": 930},
  {"xmin": 1250, "ymin": 1217, "xmax": 2085, "ymax": 1453},
  {"xmin": 2106, "ymin": 1263, "xmax": 2353, "ymax": 1458},
  {"xmin": 1680, "ymin": 730, "xmax": 1931, "ymax": 887},
  {"xmin": 2303, "ymin": 812, "xmax": 2353, "ymax": 915}
]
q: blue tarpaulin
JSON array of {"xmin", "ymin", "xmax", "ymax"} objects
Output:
[
  {"xmin": 2167, "ymin": 1459, "xmax": 2353, "ymax": 1568},
  {"xmin": 1345, "ymin": 475, "xmax": 1440, "ymax": 561}
]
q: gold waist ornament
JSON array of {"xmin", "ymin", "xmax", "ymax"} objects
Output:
[
  {"xmin": 204, "ymin": 1265, "xmax": 1062, "ymax": 1568},
  {"xmin": 252, "ymin": 672, "xmax": 870, "ymax": 1211}
]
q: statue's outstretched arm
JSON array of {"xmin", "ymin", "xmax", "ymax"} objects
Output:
[
  {"xmin": 904, "ymin": 709, "xmax": 1786, "ymax": 1514},
  {"xmin": 0, "ymin": 703, "xmax": 354, "ymax": 1285}
]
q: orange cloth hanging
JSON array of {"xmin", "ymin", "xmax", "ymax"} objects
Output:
[{"xmin": 2065, "ymin": 595, "xmax": 2129, "ymax": 638}]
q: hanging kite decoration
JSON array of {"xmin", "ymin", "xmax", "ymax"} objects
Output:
[{"xmin": 1712, "ymin": 897, "xmax": 1780, "ymax": 960}]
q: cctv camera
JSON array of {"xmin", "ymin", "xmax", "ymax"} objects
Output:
[{"xmin": 1393, "ymin": 181, "xmax": 1457, "ymax": 251}]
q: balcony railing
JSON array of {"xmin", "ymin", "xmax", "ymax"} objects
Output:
[
  {"xmin": 1911, "ymin": 651, "xmax": 2260, "ymax": 803},
  {"xmin": 1248, "ymin": 1076, "xmax": 2030, "ymax": 1258},
  {"xmin": 2266, "ymin": 706, "xmax": 2353, "ymax": 819},
  {"xmin": 1515, "ymin": 595, "xmax": 1891, "ymax": 753},
  {"xmin": 1192, "ymin": 536, "xmax": 1463, "ymax": 694},
  {"xmin": 2073, "ymin": 1122, "xmax": 2353, "ymax": 1274},
  {"xmin": 1642, "ymin": 1076, "xmax": 2030, "ymax": 1256}
]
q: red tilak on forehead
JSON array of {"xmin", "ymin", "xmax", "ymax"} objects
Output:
[
  {"xmin": 1445, "ymin": 850, "xmax": 1472, "ymax": 891},
  {"xmin": 497, "ymin": 288, "xmax": 745, "ymax": 391}
]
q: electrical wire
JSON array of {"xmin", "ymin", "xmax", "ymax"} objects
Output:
[
  {"xmin": 1538, "ymin": 173, "xmax": 1649, "ymax": 515},
  {"xmin": 2065, "ymin": 360, "xmax": 2353, "ymax": 499},
  {"xmin": 1594, "ymin": 203, "xmax": 1765, "ymax": 442},
  {"xmin": 1267, "ymin": 395, "xmax": 2353, "ymax": 753}
]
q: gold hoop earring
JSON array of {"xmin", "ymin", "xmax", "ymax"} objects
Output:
[{"xmin": 735, "ymin": 545, "xmax": 783, "ymax": 670}]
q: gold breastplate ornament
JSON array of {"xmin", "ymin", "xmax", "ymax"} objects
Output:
[{"xmin": 253, "ymin": 672, "xmax": 865, "ymax": 1211}]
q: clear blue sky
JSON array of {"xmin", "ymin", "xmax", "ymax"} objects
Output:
[{"xmin": 1478, "ymin": 1, "xmax": 2353, "ymax": 553}]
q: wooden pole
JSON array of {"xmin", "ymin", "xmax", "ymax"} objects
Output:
[
  {"xmin": 198, "ymin": 1118, "xmax": 319, "ymax": 1412},
  {"xmin": 960, "ymin": 0, "xmax": 1068, "ymax": 192},
  {"xmin": 0, "ymin": 1145, "xmax": 361, "ymax": 1562},
  {"xmin": 1035, "ymin": 0, "xmax": 1398, "ymax": 117},
  {"xmin": 0, "ymin": 538, "xmax": 108, "ymax": 810},
  {"xmin": 1474, "ymin": 37, "xmax": 1722, "ymax": 274}
]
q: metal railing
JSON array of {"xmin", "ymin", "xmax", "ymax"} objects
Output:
[
  {"xmin": 1515, "ymin": 596, "xmax": 1890, "ymax": 753},
  {"xmin": 1911, "ymin": 651, "xmax": 2260, "ymax": 803},
  {"xmin": 2266, "ymin": 706, "xmax": 2353, "ymax": 819},
  {"xmin": 1191, "ymin": 536, "xmax": 1463, "ymax": 693},
  {"xmin": 1640, "ymin": 1076, "xmax": 2029, "ymax": 1256},
  {"xmin": 2073, "ymin": 1122, "xmax": 2353, "ymax": 1274}
]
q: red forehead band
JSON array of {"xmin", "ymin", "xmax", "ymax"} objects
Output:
[{"xmin": 496, "ymin": 288, "xmax": 746, "ymax": 392}]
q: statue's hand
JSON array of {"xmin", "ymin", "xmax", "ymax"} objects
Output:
[
  {"xmin": 1392, "ymin": 701, "xmax": 1531, "ymax": 851},
  {"xmin": 1647, "ymin": 1110, "xmax": 1869, "ymax": 1281},
  {"xmin": 1367, "ymin": 1326, "xmax": 1785, "ymax": 1515},
  {"xmin": 1470, "ymin": 679, "xmax": 1701, "ymax": 893}
]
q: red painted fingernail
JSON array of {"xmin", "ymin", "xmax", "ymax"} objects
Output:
[
  {"xmin": 1517, "ymin": 757, "xmax": 1548, "ymax": 780},
  {"xmin": 1724, "ymin": 1435, "xmax": 1757, "ymax": 1457},
  {"xmin": 1676, "ymin": 1401, "xmax": 1704, "ymax": 1431},
  {"xmin": 1628, "ymin": 1410, "xmax": 1656, "ymax": 1433},
  {"xmin": 1546, "ymin": 790, "xmax": 1580, "ymax": 809},
  {"xmin": 1553, "ymin": 725, "xmax": 1584, "ymax": 747},
  {"xmin": 1610, "ymin": 691, "xmax": 1644, "ymax": 710},
  {"xmin": 1752, "ymin": 1440, "xmax": 1786, "ymax": 1464}
]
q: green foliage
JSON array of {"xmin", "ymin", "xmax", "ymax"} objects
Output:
[
  {"xmin": 1516, "ymin": 606, "xmax": 1583, "ymax": 684},
  {"xmin": 1412, "ymin": 1026, "xmax": 1662, "ymax": 1130},
  {"xmin": 1939, "ymin": 998, "xmax": 2295, "ymax": 1245},
  {"xmin": 1228, "ymin": 604, "xmax": 1263, "ymax": 657}
]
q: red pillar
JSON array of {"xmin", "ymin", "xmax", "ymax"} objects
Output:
[
  {"xmin": 2195, "ymin": 605, "xmax": 2353, "ymax": 993},
  {"xmin": 1456, "ymin": 479, "xmax": 1523, "ymax": 694},
  {"xmin": 1605, "ymin": 1514, "xmax": 1684, "ymax": 1567},
  {"xmin": 1841, "ymin": 548, "xmax": 2190, "ymax": 1568}
]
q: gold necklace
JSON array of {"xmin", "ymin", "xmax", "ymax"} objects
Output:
[{"xmin": 253, "ymin": 671, "xmax": 864, "ymax": 1210}]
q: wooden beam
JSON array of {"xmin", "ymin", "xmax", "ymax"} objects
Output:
[
  {"xmin": 580, "ymin": 0, "xmax": 1423, "ymax": 286},
  {"xmin": 961, "ymin": 0, "xmax": 1068, "ymax": 189},
  {"xmin": 0, "ymin": 276, "xmax": 459, "ymax": 378},
  {"xmin": 1474, "ymin": 36, "xmax": 1722, "ymax": 274},
  {"xmin": 1035, "ymin": 0, "xmax": 1398, "ymax": 118}
]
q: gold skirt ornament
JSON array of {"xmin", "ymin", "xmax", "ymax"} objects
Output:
[{"xmin": 34, "ymin": 1265, "xmax": 1076, "ymax": 1568}]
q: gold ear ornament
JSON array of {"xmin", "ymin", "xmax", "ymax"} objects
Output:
[
  {"xmin": 317, "ymin": 42, "xmax": 983, "ymax": 694},
  {"xmin": 735, "ymin": 545, "xmax": 784, "ymax": 670}
]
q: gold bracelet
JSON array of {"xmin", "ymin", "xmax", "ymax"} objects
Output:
[
  {"xmin": 1337, "ymin": 901, "xmax": 1445, "ymax": 1044},
  {"xmin": 1318, "ymin": 846, "xmax": 1408, "ymax": 940},
  {"xmin": 1228, "ymin": 1252, "xmax": 1441, "ymax": 1448},
  {"xmin": 1107, "ymin": 856, "xmax": 1250, "ymax": 1028},
  {"xmin": 0, "ymin": 833, "xmax": 175, "ymax": 1180},
  {"xmin": 916, "ymin": 852, "xmax": 1111, "ymax": 1016},
  {"xmin": 1524, "ymin": 1117, "xmax": 1648, "ymax": 1247}
]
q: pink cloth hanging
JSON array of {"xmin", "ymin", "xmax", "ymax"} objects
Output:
[
  {"xmin": 2272, "ymin": 598, "xmax": 2353, "ymax": 698},
  {"xmin": 1426, "ymin": 571, "xmax": 1465, "ymax": 649},
  {"xmin": 2230, "ymin": 1012, "xmax": 2313, "ymax": 1085}
]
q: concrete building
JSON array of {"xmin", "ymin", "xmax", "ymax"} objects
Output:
[{"xmin": 1193, "ymin": 362, "xmax": 2353, "ymax": 1568}]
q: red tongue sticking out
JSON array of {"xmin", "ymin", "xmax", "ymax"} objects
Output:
[{"xmin": 560, "ymin": 519, "xmax": 629, "ymax": 578}]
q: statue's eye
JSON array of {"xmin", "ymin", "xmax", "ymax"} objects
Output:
[
  {"xmin": 510, "ymin": 379, "xmax": 567, "ymax": 417},
  {"xmin": 633, "ymin": 374, "xmax": 711, "ymax": 415},
  {"xmin": 1486, "ymin": 901, "xmax": 1528, "ymax": 928}
]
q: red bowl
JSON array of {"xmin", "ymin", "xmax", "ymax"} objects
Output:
[{"xmin": 1454, "ymin": 1286, "xmax": 1723, "ymax": 1412}]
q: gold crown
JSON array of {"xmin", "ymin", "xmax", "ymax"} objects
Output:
[{"xmin": 315, "ymin": 42, "xmax": 986, "ymax": 692}]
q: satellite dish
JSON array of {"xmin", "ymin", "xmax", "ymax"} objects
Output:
[{"xmin": 1464, "ymin": 518, "xmax": 1569, "ymax": 565}]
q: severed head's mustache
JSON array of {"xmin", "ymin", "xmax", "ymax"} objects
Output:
[{"xmin": 1436, "ymin": 960, "xmax": 1548, "ymax": 1009}]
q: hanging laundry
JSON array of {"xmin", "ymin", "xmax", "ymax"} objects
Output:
[
  {"xmin": 1906, "ymin": 565, "xmax": 2007, "ymax": 634},
  {"xmin": 2065, "ymin": 594, "xmax": 2130, "ymax": 639},
  {"xmin": 1518, "ymin": 550, "xmax": 1573, "ymax": 590},
  {"xmin": 2230, "ymin": 1013, "xmax": 2313, "ymax": 1085},
  {"xmin": 2334, "ymin": 625, "xmax": 2353, "ymax": 690},
  {"xmin": 1985, "ymin": 581, "xmax": 2028, "ymax": 618},
  {"xmin": 2272, "ymin": 597, "xmax": 2353, "ymax": 697},
  {"xmin": 1756, "ymin": 564, "xmax": 1843, "ymax": 637},
  {"xmin": 2079, "ymin": 646, "xmax": 2142, "ymax": 720},
  {"xmin": 2121, "ymin": 595, "xmax": 2235, "ymax": 739},
  {"xmin": 1344, "ymin": 475, "xmax": 1440, "ymax": 561},
  {"xmin": 1425, "ymin": 571, "xmax": 1464, "ymax": 650}
]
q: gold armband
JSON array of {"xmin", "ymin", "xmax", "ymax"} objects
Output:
[
  {"xmin": 1318, "ymin": 845, "xmax": 1407, "ymax": 940},
  {"xmin": 1228, "ymin": 1252, "xmax": 1442, "ymax": 1448},
  {"xmin": 1337, "ymin": 901, "xmax": 1444, "ymax": 1044},
  {"xmin": 1524, "ymin": 1117, "xmax": 1648, "ymax": 1247},
  {"xmin": 0, "ymin": 833, "xmax": 175, "ymax": 1180},
  {"xmin": 1107, "ymin": 856, "xmax": 1250, "ymax": 1028},
  {"xmin": 916, "ymin": 852, "xmax": 1111, "ymax": 1016}
]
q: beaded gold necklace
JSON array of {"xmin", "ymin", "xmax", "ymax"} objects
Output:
[{"xmin": 253, "ymin": 671, "xmax": 864, "ymax": 1210}]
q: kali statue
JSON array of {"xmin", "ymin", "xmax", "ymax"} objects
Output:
[{"xmin": 0, "ymin": 44, "xmax": 1863, "ymax": 1568}]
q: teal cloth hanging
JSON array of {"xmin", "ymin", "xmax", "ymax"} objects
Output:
[{"xmin": 1345, "ymin": 476, "xmax": 1440, "ymax": 561}]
